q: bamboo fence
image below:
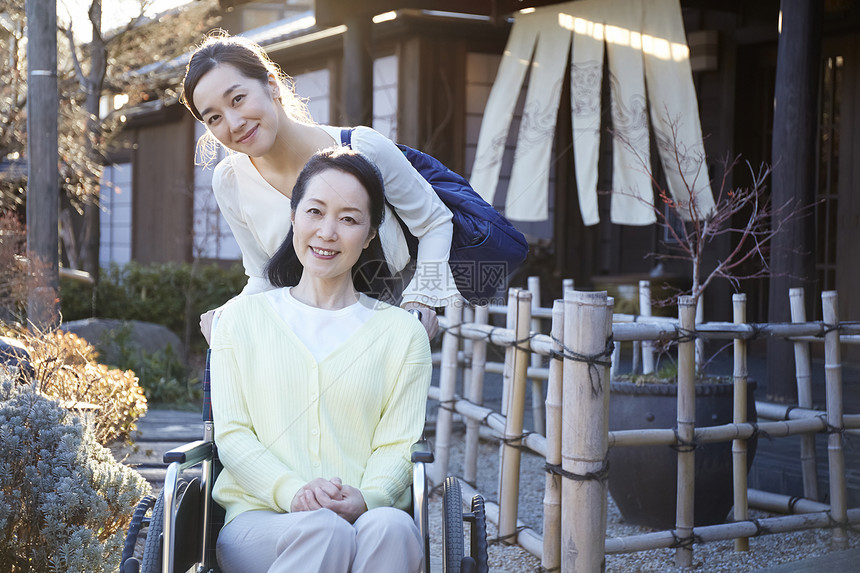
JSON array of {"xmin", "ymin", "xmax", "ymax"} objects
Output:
[
  {"xmin": 732, "ymin": 293, "xmax": 750, "ymax": 552},
  {"xmin": 528, "ymin": 276, "xmax": 546, "ymax": 435},
  {"xmin": 429, "ymin": 281, "xmax": 860, "ymax": 572},
  {"xmin": 790, "ymin": 287, "xmax": 820, "ymax": 501}
]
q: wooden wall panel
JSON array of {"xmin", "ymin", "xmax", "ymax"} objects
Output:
[
  {"xmin": 835, "ymin": 38, "xmax": 860, "ymax": 352},
  {"xmin": 131, "ymin": 116, "xmax": 195, "ymax": 264}
]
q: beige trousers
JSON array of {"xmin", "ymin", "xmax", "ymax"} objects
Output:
[{"xmin": 215, "ymin": 506, "xmax": 423, "ymax": 573}]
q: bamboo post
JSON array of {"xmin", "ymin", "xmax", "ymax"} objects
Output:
[
  {"xmin": 790, "ymin": 287, "xmax": 819, "ymax": 500},
  {"xmin": 732, "ymin": 293, "xmax": 750, "ymax": 551},
  {"xmin": 542, "ymin": 300, "xmax": 564, "ymax": 571},
  {"xmin": 563, "ymin": 278, "xmax": 575, "ymax": 296},
  {"xmin": 632, "ymin": 340, "xmax": 641, "ymax": 374},
  {"xmin": 501, "ymin": 290, "xmax": 517, "ymax": 414},
  {"xmin": 561, "ymin": 289, "xmax": 612, "ymax": 573},
  {"xmin": 610, "ymin": 337, "xmax": 620, "ymax": 381},
  {"xmin": 821, "ymin": 291, "xmax": 848, "ymax": 550},
  {"xmin": 497, "ymin": 289, "xmax": 533, "ymax": 542},
  {"xmin": 433, "ymin": 300, "xmax": 462, "ymax": 484},
  {"xmin": 695, "ymin": 293, "xmax": 704, "ymax": 373},
  {"xmin": 462, "ymin": 305, "xmax": 475, "ymax": 401},
  {"xmin": 528, "ymin": 276, "xmax": 546, "ymax": 435},
  {"xmin": 675, "ymin": 296, "xmax": 697, "ymax": 567},
  {"xmin": 464, "ymin": 304, "xmax": 489, "ymax": 486},
  {"xmin": 640, "ymin": 280, "xmax": 655, "ymax": 374}
]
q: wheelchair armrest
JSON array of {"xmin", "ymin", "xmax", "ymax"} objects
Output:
[
  {"xmin": 163, "ymin": 440, "xmax": 214, "ymax": 465},
  {"xmin": 411, "ymin": 440, "xmax": 434, "ymax": 464}
]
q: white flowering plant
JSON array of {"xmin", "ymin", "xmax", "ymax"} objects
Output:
[{"xmin": 0, "ymin": 384, "xmax": 150, "ymax": 572}]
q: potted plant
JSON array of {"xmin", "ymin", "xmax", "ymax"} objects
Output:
[{"xmin": 606, "ymin": 121, "xmax": 805, "ymax": 529}]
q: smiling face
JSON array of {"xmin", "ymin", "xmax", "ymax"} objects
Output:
[
  {"xmin": 191, "ymin": 64, "xmax": 282, "ymax": 157},
  {"xmin": 290, "ymin": 168, "xmax": 377, "ymax": 285}
]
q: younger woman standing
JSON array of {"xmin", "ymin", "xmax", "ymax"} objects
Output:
[{"xmin": 182, "ymin": 33, "xmax": 460, "ymax": 340}]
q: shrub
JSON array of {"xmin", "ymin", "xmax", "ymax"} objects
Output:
[
  {"xmin": 0, "ymin": 215, "xmax": 54, "ymax": 326},
  {"xmin": 60, "ymin": 261, "xmax": 246, "ymax": 351},
  {"xmin": 0, "ymin": 383, "xmax": 151, "ymax": 572},
  {"xmin": 0, "ymin": 214, "xmax": 27, "ymax": 323},
  {"xmin": 108, "ymin": 323, "xmax": 202, "ymax": 406},
  {"xmin": 7, "ymin": 326, "xmax": 148, "ymax": 445}
]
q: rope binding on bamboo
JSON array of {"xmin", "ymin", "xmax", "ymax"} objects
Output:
[
  {"xmin": 488, "ymin": 524, "xmax": 528, "ymax": 545},
  {"xmin": 675, "ymin": 326, "xmax": 698, "ymax": 344},
  {"xmin": 669, "ymin": 531, "xmax": 703, "ymax": 549},
  {"xmin": 544, "ymin": 456, "xmax": 610, "ymax": 483},
  {"xmin": 787, "ymin": 496, "xmax": 802, "ymax": 515},
  {"xmin": 825, "ymin": 512, "xmax": 859, "ymax": 533},
  {"xmin": 513, "ymin": 332, "xmax": 540, "ymax": 351},
  {"xmin": 818, "ymin": 413, "xmax": 847, "ymax": 437},
  {"xmin": 501, "ymin": 430, "xmax": 537, "ymax": 453},
  {"xmin": 748, "ymin": 422, "xmax": 774, "ymax": 443},
  {"xmin": 550, "ymin": 334, "xmax": 614, "ymax": 396},
  {"xmin": 815, "ymin": 322, "xmax": 841, "ymax": 337},
  {"xmin": 670, "ymin": 428, "xmax": 698, "ymax": 452},
  {"xmin": 437, "ymin": 398, "xmax": 458, "ymax": 413},
  {"xmin": 747, "ymin": 518, "xmax": 772, "ymax": 537},
  {"xmin": 446, "ymin": 322, "xmax": 540, "ymax": 349}
]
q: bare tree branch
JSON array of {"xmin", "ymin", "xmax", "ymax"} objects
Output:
[
  {"xmin": 613, "ymin": 115, "xmax": 814, "ymax": 309},
  {"xmin": 60, "ymin": 24, "xmax": 89, "ymax": 92}
]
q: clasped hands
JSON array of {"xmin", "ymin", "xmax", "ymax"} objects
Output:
[{"xmin": 290, "ymin": 477, "xmax": 367, "ymax": 523}]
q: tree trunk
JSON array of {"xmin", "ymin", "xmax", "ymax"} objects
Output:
[{"xmin": 79, "ymin": 0, "xmax": 107, "ymax": 280}]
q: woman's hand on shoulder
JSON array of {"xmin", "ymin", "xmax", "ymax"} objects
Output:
[
  {"xmin": 200, "ymin": 309, "xmax": 216, "ymax": 346},
  {"xmin": 402, "ymin": 301, "xmax": 438, "ymax": 339}
]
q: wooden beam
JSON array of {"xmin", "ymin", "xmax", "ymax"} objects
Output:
[
  {"xmin": 315, "ymin": 0, "xmax": 561, "ymax": 27},
  {"xmin": 766, "ymin": 0, "xmax": 821, "ymax": 402},
  {"xmin": 341, "ymin": 14, "xmax": 374, "ymax": 126}
]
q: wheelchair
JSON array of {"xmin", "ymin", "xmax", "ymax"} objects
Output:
[{"xmin": 121, "ymin": 350, "xmax": 488, "ymax": 573}]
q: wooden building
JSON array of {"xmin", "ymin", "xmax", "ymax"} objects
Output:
[{"xmin": 111, "ymin": 0, "xmax": 860, "ymax": 399}]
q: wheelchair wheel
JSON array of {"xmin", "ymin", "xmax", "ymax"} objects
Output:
[
  {"xmin": 442, "ymin": 476, "xmax": 465, "ymax": 573},
  {"xmin": 121, "ymin": 495, "xmax": 156, "ymax": 573},
  {"xmin": 469, "ymin": 495, "xmax": 489, "ymax": 573},
  {"xmin": 138, "ymin": 478, "xmax": 201, "ymax": 573},
  {"xmin": 139, "ymin": 488, "xmax": 165, "ymax": 573}
]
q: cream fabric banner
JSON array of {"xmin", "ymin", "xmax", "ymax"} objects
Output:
[
  {"xmin": 505, "ymin": 11, "xmax": 573, "ymax": 221},
  {"xmin": 642, "ymin": 0, "xmax": 715, "ymax": 220},
  {"xmin": 570, "ymin": 0, "xmax": 654, "ymax": 225},
  {"xmin": 469, "ymin": 0, "xmax": 714, "ymax": 225},
  {"xmin": 469, "ymin": 13, "xmax": 542, "ymax": 209}
]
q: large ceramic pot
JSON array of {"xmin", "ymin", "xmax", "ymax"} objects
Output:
[{"xmin": 607, "ymin": 379, "xmax": 757, "ymax": 530}]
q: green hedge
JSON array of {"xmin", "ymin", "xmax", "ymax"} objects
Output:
[{"xmin": 60, "ymin": 261, "xmax": 247, "ymax": 352}]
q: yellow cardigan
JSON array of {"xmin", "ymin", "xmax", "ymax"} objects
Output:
[{"xmin": 210, "ymin": 293, "xmax": 432, "ymax": 525}]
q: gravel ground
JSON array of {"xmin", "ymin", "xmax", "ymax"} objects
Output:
[{"xmin": 428, "ymin": 427, "xmax": 860, "ymax": 572}]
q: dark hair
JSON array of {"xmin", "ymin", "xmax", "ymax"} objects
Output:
[
  {"xmin": 181, "ymin": 31, "xmax": 310, "ymax": 123},
  {"xmin": 266, "ymin": 148, "xmax": 397, "ymax": 299}
]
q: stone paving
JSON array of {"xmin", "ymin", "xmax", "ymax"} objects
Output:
[{"xmin": 110, "ymin": 408, "xmax": 202, "ymax": 491}]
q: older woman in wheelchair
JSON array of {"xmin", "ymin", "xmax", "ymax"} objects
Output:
[
  {"xmin": 122, "ymin": 147, "xmax": 487, "ymax": 573},
  {"xmin": 209, "ymin": 146, "xmax": 429, "ymax": 572}
]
